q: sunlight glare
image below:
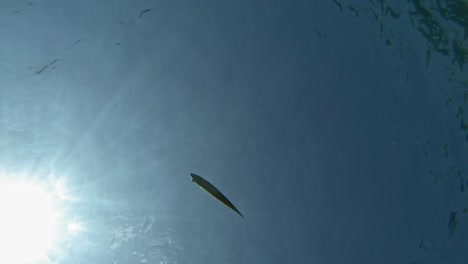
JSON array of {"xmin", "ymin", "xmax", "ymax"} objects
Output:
[
  {"xmin": 67, "ymin": 222, "xmax": 84, "ymax": 235},
  {"xmin": 0, "ymin": 181, "xmax": 59, "ymax": 263}
]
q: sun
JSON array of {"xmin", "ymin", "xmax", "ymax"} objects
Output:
[{"xmin": 0, "ymin": 181, "xmax": 59, "ymax": 263}]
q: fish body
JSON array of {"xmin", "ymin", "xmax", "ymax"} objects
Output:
[
  {"xmin": 190, "ymin": 173, "xmax": 244, "ymax": 218},
  {"xmin": 138, "ymin": 9, "xmax": 151, "ymax": 18}
]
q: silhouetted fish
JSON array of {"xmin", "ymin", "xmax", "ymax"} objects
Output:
[
  {"xmin": 138, "ymin": 9, "xmax": 151, "ymax": 19},
  {"xmin": 190, "ymin": 173, "xmax": 244, "ymax": 218}
]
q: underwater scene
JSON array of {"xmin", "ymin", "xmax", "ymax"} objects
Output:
[{"xmin": 0, "ymin": 0, "xmax": 467, "ymax": 263}]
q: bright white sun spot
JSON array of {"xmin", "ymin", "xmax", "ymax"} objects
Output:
[
  {"xmin": 53, "ymin": 178, "xmax": 78, "ymax": 202},
  {"xmin": 67, "ymin": 222, "xmax": 84, "ymax": 235},
  {"xmin": 0, "ymin": 181, "xmax": 60, "ymax": 263}
]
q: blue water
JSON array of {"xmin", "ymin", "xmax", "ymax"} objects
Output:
[{"xmin": 0, "ymin": 0, "xmax": 466, "ymax": 263}]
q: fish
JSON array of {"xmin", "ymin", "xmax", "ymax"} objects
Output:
[
  {"xmin": 35, "ymin": 65, "xmax": 48, "ymax": 75},
  {"xmin": 35, "ymin": 58, "xmax": 59, "ymax": 75},
  {"xmin": 190, "ymin": 173, "xmax": 244, "ymax": 218},
  {"xmin": 138, "ymin": 9, "xmax": 151, "ymax": 19}
]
